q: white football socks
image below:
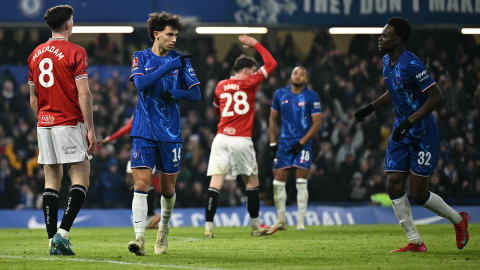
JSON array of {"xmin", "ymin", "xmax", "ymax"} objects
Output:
[
  {"xmin": 205, "ymin": 221, "xmax": 213, "ymax": 231},
  {"xmin": 423, "ymin": 192, "xmax": 463, "ymax": 224},
  {"xmin": 273, "ymin": 180, "xmax": 286, "ymax": 223},
  {"xmin": 391, "ymin": 193, "xmax": 422, "ymax": 245},
  {"xmin": 296, "ymin": 178, "xmax": 308, "ymax": 227},
  {"xmin": 251, "ymin": 217, "xmax": 261, "ymax": 230},
  {"xmin": 132, "ymin": 191, "xmax": 148, "ymax": 239},
  {"xmin": 58, "ymin": 228, "xmax": 68, "ymax": 239},
  {"xmin": 160, "ymin": 192, "xmax": 176, "ymax": 232}
]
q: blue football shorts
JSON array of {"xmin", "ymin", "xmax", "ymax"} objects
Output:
[
  {"xmin": 384, "ymin": 129, "xmax": 439, "ymax": 177},
  {"xmin": 273, "ymin": 138, "xmax": 312, "ymax": 171},
  {"xmin": 131, "ymin": 137, "xmax": 183, "ymax": 174}
]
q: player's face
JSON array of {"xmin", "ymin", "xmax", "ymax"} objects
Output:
[
  {"xmin": 378, "ymin": 25, "xmax": 398, "ymax": 52},
  {"xmin": 153, "ymin": 25, "xmax": 178, "ymax": 52},
  {"xmin": 291, "ymin": 67, "xmax": 308, "ymax": 87}
]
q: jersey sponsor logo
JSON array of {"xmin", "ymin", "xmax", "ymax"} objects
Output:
[
  {"xmin": 132, "ymin": 57, "xmax": 139, "ymax": 70},
  {"xmin": 281, "ymin": 100, "xmax": 289, "ymax": 105},
  {"xmin": 395, "ymin": 76, "xmax": 402, "ymax": 85},
  {"xmin": 223, "ymin": 127, "xmax": 236, "ymax": 135},
  {"xmin": 313, "ymin": 102, "xmax": 321, "ymax": 109},
  {"xmin": 62, "ymin": 145, "xmax": 77, "ymax": 155},
  {"xmin": 224, "ymin": 84, "xmax": 240, "ymax": 91},
  {"xmin": 297, "ymin": 101, "xmax": 305, "ymax": 107},
  {"xmin": 170, "ymin": 69, "xmax": 178, "ymax": 76},
  {"xmin": 132, "ymin": 150, "xmax": 140, "ymax": 160},
  {"xmin": 188, "ymin": 67, "xmax": 196, "ymax": 76},
  {"xmin": 40, "ymin": 115, "xmax": 54, "ymax": 124},
  {"xmin": 415, "ymin": 70, "xmax": 430, "ymax": 82}
]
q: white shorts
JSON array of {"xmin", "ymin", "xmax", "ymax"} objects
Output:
[
  {"xmin": 126, "ymin": 160, "xmax": 156, "ymax": 175},
  {"xmin": 37, "ymin": 122, "xmax": 93, "ymax": 165},
  {"xmin": 207, "ymin": 134, "xmax": 258, "ymax": 177}
]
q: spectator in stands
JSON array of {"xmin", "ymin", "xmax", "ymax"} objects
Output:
[{"xmin": 87, "ymin": 33, "xmax": 120, "ymax": 65}]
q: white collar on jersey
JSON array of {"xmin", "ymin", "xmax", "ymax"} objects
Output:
[
  {"xmin": 230, "ymin": 76, "xmax": 241, "ymax": 80},
  {"xmin": 48, "ymin": 38, "xmax": 67, "ymax": 41}
]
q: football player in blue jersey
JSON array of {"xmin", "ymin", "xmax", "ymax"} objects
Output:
[
  {"xmin": 127, "ymin": 12, "xmax": 201, "ymax": 256},
  {"xmin": 268, "ymin": 67, "xmax": 322, "ymax": 233},
  {"xmin": 354, "ymin": 17, "xmax": 469, "ymax": 252}
]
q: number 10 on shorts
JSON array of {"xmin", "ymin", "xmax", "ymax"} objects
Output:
[{"xmin": 172, "ymin": 147, "xmax": 182, "ymax": 162}]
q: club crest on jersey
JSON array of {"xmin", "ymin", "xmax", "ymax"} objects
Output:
[
  {"xmin": 223, "ymin": 127, "xmax": 236, "ymax": 135},
  {"xmin": 395, "ymin": 76, "xmax": 402, "ymax": 85},
  {"xmin": 170, "ymin": 69, "xmax": 178, "ymax": 76},
  {"xmin": 297, "ymin": 101, "xmax": 306, "ymax": 107},
  {"xmin": 132, "ymin": 150, "xmax": 140, "ymax": 160}
]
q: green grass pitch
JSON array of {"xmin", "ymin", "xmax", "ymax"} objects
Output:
[{"xmin": 0, "ymin": 224, "xmax": 478, "ymax": 269}]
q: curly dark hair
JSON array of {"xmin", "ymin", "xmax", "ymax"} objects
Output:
[
  {"xmin": 44, "ymin": 5, "xmax": 74, "ymax": 31},
  {"xmin": 387, "ymin": 17, "xmax": 413, "ymax": 43},
  {"xmin": 147, "ymin": 12, "xmax": 184, "ymax": 41}
]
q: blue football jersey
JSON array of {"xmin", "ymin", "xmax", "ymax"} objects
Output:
[
  {"xmin": 271, "ymin": 86, "xmax": 321, "ymax": 141},
  {"xmin": 129, "ymin": 48, "xmax": 200, "ymax": 142},
  {"xmin": 383, "ymin": 49, "xmax": 437, "ymax": 141}
]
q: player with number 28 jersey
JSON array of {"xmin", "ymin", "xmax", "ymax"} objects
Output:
[{"xmin": 204, "ymin": 35, "xmax": 277, "ymax": 239}]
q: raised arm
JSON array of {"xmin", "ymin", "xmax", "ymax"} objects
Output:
[
  {"xmin": 239, "ymin": 35, "xmax": 277, "ymax": 76},
  {"xmin": 76, "ymin": 78, "xmax": 96, "ymax": 155}
]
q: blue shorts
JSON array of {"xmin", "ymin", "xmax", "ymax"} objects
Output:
[
  {"xmin": 131, "ymin": 137, "xmax": 183, "ymax": 174},
  {"xmin": 273, "ymin": 139, "xmax": 312, "ymax": 170},
  {"xmin": 384, "ymin": 136, "xmax": 439, "ymax": 177}
]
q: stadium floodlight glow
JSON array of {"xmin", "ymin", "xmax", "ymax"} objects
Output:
[
  {"xmin": 328, "ymin": 27, "xmax": 383, "ymax": 34},
  {"xmin": 461, "ymin": 28, "xmax": 480, "ymax": 34},
  {"xmin": 195, "ymin": 27, "xmax": 268, "ymax": 34},
  {"xmin": 72, "ymin": 26, "xmax": 134, "ymax": 34}
]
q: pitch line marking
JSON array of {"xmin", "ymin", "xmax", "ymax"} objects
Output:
[{"xmin": 0, "ymin": 255, "xmax": 244, "ymax": 270}]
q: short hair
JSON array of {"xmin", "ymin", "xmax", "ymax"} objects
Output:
[
  {"xmin": 233, "ymin": 56, "xmax": 258, "ymax": 73},
  {"xmin": 44, "ymin": 5, "xmax": 74, "ymax": 31},
  {"xmin": 387, "ymin": 17, "xmax": 412, "ymax": 43},
  {"xmin": 147, "ymin": 12, "xmax": 184, "ymax": 41}
]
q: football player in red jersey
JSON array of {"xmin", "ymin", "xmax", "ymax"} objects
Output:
[
  {"xmin": 28, "ymin": 5, "xmax": 96, "ymax": 256},
  {"xmin": 204, "ymin": 35, "xmax": 277, "ymax": 238}
]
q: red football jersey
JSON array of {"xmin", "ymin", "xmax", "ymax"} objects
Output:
[
  {"xmin": 28, "ymin": 38, "xmax": 88, "ymax": 127},
  {"xmin": 213, "ymin": 43, "xmax": 276, "ymax": 138}
]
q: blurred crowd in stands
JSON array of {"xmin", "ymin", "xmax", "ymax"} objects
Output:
[{"xmin": 1, "ymin": 28, "xmax": 480, "ymax": 210}]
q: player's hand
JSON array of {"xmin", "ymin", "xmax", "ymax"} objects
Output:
[
  {"xmin": 180, "ymin": 54, "xmax": 192, "ymax": 67},
  {"xmin": 160, "ymin": 90, "xmax": 174, "ymax": 102},
  {"xmin": 354, "ymin": 104, "xmax": 374, "ymax": 122},
  {"xmin": 270, "ymin": 143, "xmax": 278, "ymax": 162},
  {"xmin": 289, "ymin": 141, "xmax": 303, "ymax": 157},
  {"xmin": 87, "ymin": 131, "xmax": 97, "ymax": 155},
  {"xmin": 167, "ymin": 54, "xmax": 193, "ymax": 70},
  {"xmin": 239, "ymin": 35, "xmax": 258, "ymax": 48},
  {"xmin": 99, "ymin": 136, "xmax": 110, "ymax": 145},
  {"xmin": 392, "ymin": 119, "xmax": 413, "ymax": 142}
]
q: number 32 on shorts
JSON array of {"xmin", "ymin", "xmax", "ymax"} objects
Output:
[{"xmin": 417, "ymin": 151, "xmax": 431, "ymax": 165}]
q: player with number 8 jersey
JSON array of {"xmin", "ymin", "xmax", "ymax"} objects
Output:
[
  {"xmin": 204, "ymin": 35, "xmax": 277, "ymax": 238},
  {"xmin": 28, "ymin": 37, "xmax": 88, "ymax": 127}
]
